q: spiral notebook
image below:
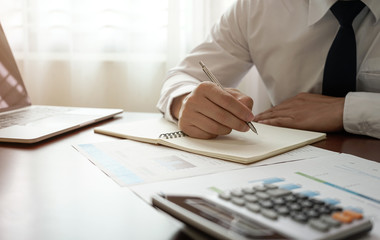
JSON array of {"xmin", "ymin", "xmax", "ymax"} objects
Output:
[{"xmin": 94, "ymin": 118, "xmax": 326, "ymax": 164}]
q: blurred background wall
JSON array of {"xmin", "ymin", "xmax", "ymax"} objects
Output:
[{"xmin": 0, "ymin": 0, "xmax": 271, "ymax": 114}]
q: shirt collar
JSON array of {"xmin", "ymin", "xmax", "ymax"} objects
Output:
[
  {"xmin": 363, "ymin": 0, "xmax": 380, "ymax": 23},
  {"xmin": 308, "ymin": 0, "xmax": 380, "ymax": 26}
]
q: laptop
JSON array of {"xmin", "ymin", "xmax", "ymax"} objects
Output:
[{"xmin": 0, "ymin": 23, "xmax": 123, "ymax": 143}]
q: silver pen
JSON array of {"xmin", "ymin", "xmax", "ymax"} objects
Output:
[{"xmin": 199, "ymin": 61, "xmax": 258, "ymax": 135}]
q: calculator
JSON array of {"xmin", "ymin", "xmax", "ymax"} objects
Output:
[{"xmin": 152, "ymin": 183, "xmax": 373, "ymax": 240}]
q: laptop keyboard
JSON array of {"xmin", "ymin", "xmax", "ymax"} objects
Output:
[{"xmin": 0, "ymin": 107, "xmax": 69, "ymax": 129}]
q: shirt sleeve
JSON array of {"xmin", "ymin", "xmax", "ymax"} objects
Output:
[
  {"xmin": 156, "ymin": 0, "xmax": 254, "ymax": 122},
  {"xmin": 156, "ymin": 74, "xmax": 199, "ymax": 123},
  {"xmin": 344, "ymin": 92, "xmax": 380, "ymax": 139}
]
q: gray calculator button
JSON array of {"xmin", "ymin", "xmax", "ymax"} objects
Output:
[
  {"xmin": 320, "ymin": 215, "xmax": 341, "ymax": 227},
  {"xmin": 246, "ymin": 203, "xmax": 261, "ymax": 213},
  {"xmin": 289, "ymin": 203, "xmax": 302, "ymax": 211},
  {"xmin": 259, "ymin": 200, "xmax": 274, "ymax": 209},
  {"xmin": 292, "ymin": 212, "xmax": 309, "ymax": 223},
  {"xmin": 309, "ymin": 219, "xmax": 330, "ymax": 232},
  {"xmin": 255, "ymin": 192, "xmax": 270, "ymax": 200},
  {"xmin": 318, "ymin": 206, "xmax": 332, "ymax": 214},
  {"xmin": 305, "ymin": 209, "xmax": 320, "ymax": 218},
  {"xmin": 242, "ymin": 187, "xmax": 255, "ymax": 194},
  {"xmin": 261, "ymin": 209, "xmax": 278, "ymax": 220},
  {"xmin": 300, "ymin": 200, "xmax": 314, "ymax": 208},
  {"xmin": 267, "ymin": 188, "xmax": 291, "ymax": 197},
  {"xmin": 244, "ymin": 194, "xmax": 259, "ymax": 203},
  {"xmin": 231, "ymin": 189, "xmax": 244, "ymax": 198},
  {"xmin": 218, "ymin": 192, "xmax": 231, "ymax": 201},
  {"xmin": 284, "ymin": 194, "xmax": 297, "ymax": 202},
  {"xmin": 253, "ymin": 185, "xmax": 268, "ymax": 192},
  {"xmin": 272, "ymin": 197, "xmax": 286, "ymax": 205},
  {"xmin": 232, "ymin": 197, "xmax": 245, "ymax": 206},
  {"xmin": 275, "ymin": 206, "xmax": 290, "ymax": 216},
  {"xmin": 264, "ymin": 184, "xmax": 279, "ymax": 189}
]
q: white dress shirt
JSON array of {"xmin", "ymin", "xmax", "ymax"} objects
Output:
[{"xmin": 157, "ymin": 0, "xmax": 380, "ymax": 139}]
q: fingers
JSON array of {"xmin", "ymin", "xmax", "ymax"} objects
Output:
[
  {"xmin": 254, "ymin": 92, "xmax": 313, "ymax": 122},
  {"xmin": 254, "ymin": 93, "xmax": 345, "ymax": 132},
  {"xmin": 226, "ymin": 88, "xmax": 254, "ymax": 110},
  {"xmin": 254, "ymin": 106, "xmax": 289, "ymax": 122},
  {"xmin": 205, "ymin": 85, "xmax": 254, "ymax": 123},
  {"xmin": 178, "ymin": 109, "xmax": 232, "ymax": 139},
  {"xmin": 256, "ymin": 116, "xmax": 295, "ymax": 128},
  {"xmin": 177, "ymin": 82, "xmax": 255, "ymax": 139},
  {"xmin": 254, "ymin": 106, "xmax": 295, "ymax": 128}
]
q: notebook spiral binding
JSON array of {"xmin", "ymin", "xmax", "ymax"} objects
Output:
[{"xmin": 159, "ymin": 131, "xmax": 187, "ymax": 139}]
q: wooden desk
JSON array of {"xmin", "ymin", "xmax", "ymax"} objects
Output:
[
  {"xmin": 0, "ymin": 112, "xmax": 379, "ymax": 240},
  {"xmin": 312, "ymin": 132, "xmax": 380, "ymax": 163},
  {"xmin": 0, "ymin": 112, "xmax": 190, "ymax": 240}
]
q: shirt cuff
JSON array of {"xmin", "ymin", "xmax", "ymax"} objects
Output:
[
  {"xmin": 156, "ymin": 74, "xmax": 199, "ymax": 123},
  {"xmin": 163, "ymin": 85, "xmax": 197, "ymax": 123},
  {"xmin": 343, "ymin": 92, "xmax": 380, "ymax": 139}
]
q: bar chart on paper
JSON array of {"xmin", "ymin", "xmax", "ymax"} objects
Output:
[{"xmin": 74, "ymin": 140, "xmax": 333, "ymax": 187}]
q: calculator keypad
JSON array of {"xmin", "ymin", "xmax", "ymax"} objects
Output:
[{"xmin": 218, "ymin": 184, "xmax": 363, "ymax": 232}]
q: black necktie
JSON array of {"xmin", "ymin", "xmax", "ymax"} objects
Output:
[{"xmin": 322, "ymin": 1, "xmax": 365, "ymax": 97}]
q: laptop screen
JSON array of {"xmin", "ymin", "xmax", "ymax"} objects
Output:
[{"xmin": 0, "ymin": 23, "xmax": 31, "ymax": 113}]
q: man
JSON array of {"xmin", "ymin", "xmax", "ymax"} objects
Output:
[{"xmin": 157, "ymin": 0, "xmax": 380, "ymax": 139}]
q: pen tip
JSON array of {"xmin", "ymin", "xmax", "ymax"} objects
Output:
[{"xmin": 247, "ymin": 122, "xmax": 258, "ymax": 135}]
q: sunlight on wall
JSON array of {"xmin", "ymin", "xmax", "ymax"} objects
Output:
[{"xmin": 0, "ymin": 0, "xmax": 268, "ymax": 113}]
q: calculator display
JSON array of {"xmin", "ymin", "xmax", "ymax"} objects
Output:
[{"xmin": 165, "ymin": 195, "xmax": 288, "ymax": 239}]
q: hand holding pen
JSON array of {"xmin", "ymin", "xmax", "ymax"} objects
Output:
[
  {"xmin": 199, "ymin": 61, "xmax": 258, "ymax": 135},
  {"xmin": 170, "ymin": 61, "xmax": 256, "ymax": 139}
]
